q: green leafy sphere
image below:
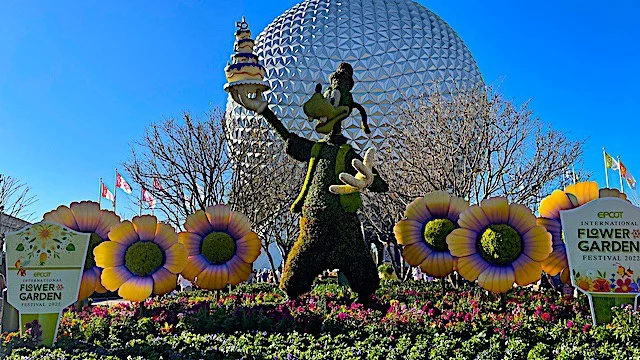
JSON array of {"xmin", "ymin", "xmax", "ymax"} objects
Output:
[
  {"xmin": 423, "ymin": 218, "xmax": 455, "ymax": 251},
  {"xmin": 124, "ymin": 242, "xmax": 164, "ymax": 276},
  {"xmin": 478, "ymin": 224, "xmax": 522, "ymax": 265},
  {"xmin": 201, "ymin": 232, "xmax": 236, "ymax": 264},
  {"xmin": 85, "ymin": 233, "xmax": 104, "ymax": 270}
]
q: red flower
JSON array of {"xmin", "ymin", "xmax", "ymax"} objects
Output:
[
  {"xmin": 541, "ymin": 312, "xmax": 551, "ymax": 321},
  {"xmin": 592, "ymin": 278, "xmax": 610, "ymax": 292},
  {"xmin": 615, "ymin": 278, "xmax": 633, "ymax": 293}
]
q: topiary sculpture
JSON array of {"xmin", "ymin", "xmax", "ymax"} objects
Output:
[{"xmin": 229, "ymin": 62, "xmax": 388, "ymax": 300}]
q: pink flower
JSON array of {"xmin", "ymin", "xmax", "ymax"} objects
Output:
[
  {"xmin": 336, "ymin": 312, "xmax": 348, "ymax": 321},
  {"xmin": 583, "ymin": 324, "xmax": 592, "ymax": 332},
  {"xmin": 566, "ymin": 320, "xmax": 573, "ymax": 328},
  {"xmin": 541, "ymin": 312, "xmax": 551, "ymax": 321}
]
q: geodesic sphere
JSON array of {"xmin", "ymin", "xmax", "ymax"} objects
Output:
[{"xmin": 225, "ymin": 0, "xmax": 483, "ymax": 152}]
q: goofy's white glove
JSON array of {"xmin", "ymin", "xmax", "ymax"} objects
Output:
[{"xmin": 329, "ymin": 148, "xmax": 376, "ymax": 195}]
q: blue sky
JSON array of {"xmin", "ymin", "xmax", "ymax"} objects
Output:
[{"xmin": 1, "ymin": 0, "xmax": 638, "ymax": 221}]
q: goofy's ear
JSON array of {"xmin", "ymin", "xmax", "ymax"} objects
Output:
[
  {"xmin": 315, "ymin": 83, "xmax": 322, "ymax": 93},
  {"xmin": 353, "ymin": 102, "xmax": 371, "ymax": 134}
]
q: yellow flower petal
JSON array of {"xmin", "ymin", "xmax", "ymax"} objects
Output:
[
  {"xmin": 560, "ymin": 267, "xmax": 571, "ymax": 284},
  {"xmin": 477, "ymin": 265, "xmax": 515, "ymax": 293},
  {"xmin": 457, "ymin": 205, "xmax": 490, "ymax": 232},
  {"xmin": 152, "ymin": 267, "xmax": 177, "ymax": 295},
  {"xmin": 513, "ymin": 254, "xmax": 542, "ymax": 286},
  {"xmin": 420, "ymin": 251, "xmax": 454, "ymax": 278},
  {"xmin": 95, "ymin": 210, "xmax": 121, "ymax": 240},
  {"xmin": 480, "ymin": 197, "xmax": 509, "ymax": 224},
  {"xmin": 536, "ymin": 218, "xmax": 562, "ymax": 244},
  {"xmin": 236, "ymin": 232, "xmax": 261, "ymax": 263},
  {"xmin": 109, "ymin": 221, "xmax": 139, "ymax": 246},
  {"xmin": 155, "ymin": 222, "xmax": 177, "ymax": 250},
  {"xmin": 101, "ymin": 266, "xmax": 133, "ymax": 291},
  {"xmin": 446, "ymin": 228, "xmax": 478, "ymax": 257},
  {"xmin": 393, "ymin": 219, "xmax": 423, "ymax": 246},
  {"xmin": 77, "ymin": 269, "xmax": 97, "ymax": 301},
  {"xmin": 541, "ymin": 245, "xmax": 568, "ymax": 276},
  {"xmin": 181, "ymin": 255, "xmax": 208, "ymax": 282},
  {"xmin": 118, "ymin": 276, "xmax": 153, "ymax": 302},
  {"xmin": 447, "ymin": 196, "xmax": 470, "ymax": 223},
  {"xmin": 179, "ymin": 231, "xmax": 203, "ymax": 256},
  {"xmin": 227, "ymin": 256, "xmax": 252, "ymax": 285},
  {"xmin": 423, "ymin": 191, "xmax": 451, "ymax": 218},
  {"xmin": 402, "ymin": 242, "xmax": 432, "ymax": 267},
  {"xmin": 185, "ymin": 210, "xmax": 213, "ymax": 237},
  {"xmin": 456, "ymin": 254, "xmax": 489, "ymax": 282},
  {"xmin": 522, "ymin": 225, "xmax": 552, "ymax": 261},
  {"xmin": 93, "ymin": 241, "xmax": 126, "ymax": 268},
  {"xmin": 539, "ymin": 190, "xmax": 574, "ymax": 220},
  {"xmin": 196, "ymin": 264, "xmax": 228, "ymax": 290},
  {"xmin": 227, "ymin": 211, "xmax": 252, "ymax": 239},
  {"xmin": 164, "ymin": 243, "xmax": 188, "ymax": 274},
  {"xmin": 507, "ymin": 203, "xmax": 537, "ymax": 235},
  {"xmin": 564, "ymin": 181, "xmax": 599, "ymax": 206},
  {"xmin": 206, "ymin": 204, "xmax": 231, "ymax": 232},
  {"xmin": 69, "ymin": 201, "xmax": 101, "ymax": 233},
  {"xmin": 43, "ymin": 205, "xmax": 78, "ymax": 230},
  {"xmin": 404, "ymin": 197, "xmax": 432, "ymax": 223},
  {"xmin": 94, "ymin": 268, "xmax": 108, "ymax": 293},
  {"xmin": 132, "ymin": 215, "xmax": 159, "ymax": 242}
]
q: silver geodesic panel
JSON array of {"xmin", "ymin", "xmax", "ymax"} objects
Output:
[{"xmin": 225, "ymin": 0, "xmax": 483, "ymax": 153}]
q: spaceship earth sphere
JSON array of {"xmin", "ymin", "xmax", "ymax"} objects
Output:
[{"xmin": 225, "ymin": 0, "xmax": 483, "ymax": 152}]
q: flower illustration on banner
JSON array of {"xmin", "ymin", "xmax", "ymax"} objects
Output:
[
  {"xmin": 574, "ymin": 266, "xmax": 639, "ymax": 293},
  {"xmin": 394, "ymin": 191, "xmax": 469, "ymax": 278},
  {"xmin": 95, "ymin": 215, "xmax": 187, "ymax": 302},
  {"xmin": 43, "ymin": 201, "xmax": 121, "ymax": 301},
  {"xmin": 179, "ymin": 204, "xmax": 261, "ymax": 290},
  {"xmin": 537, "ymin": 182, "xmax": 627, "ymax": 284},
  {"xmin": 13, "ymin": 223, "xmax": 80, "ymax": 272},
  {"xmin": 447, "ymin": 197, "xmax": 552, "ymax": 293}
]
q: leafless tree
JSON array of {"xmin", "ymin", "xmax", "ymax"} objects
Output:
[
  {"xmin": 360, "ymin": 84, "xmax": 585, "ymax": 277},
  {"xmin": 124, "ymin": 108, "xmax": 302, "ymax": 280},
  {"xmin": 0, "ymin": 174, "xmax": 37, "ymax": 237},
  {"xmin": 385, "ymin": 85, "xmax": 585, "ymax": 209},
  {"xmin": 124, "ymin": 109, "xmax": 246, "ymax": 230},
  {"xmin": 227, "ymin": 119, "xmax": 303, "ymax": 281}
]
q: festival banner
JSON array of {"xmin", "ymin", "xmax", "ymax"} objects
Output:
[
  {"xmin": 5, "ymin": 222, "xmax": 89, "ymax": 346},
  {"xmin": 560, "ymin": 197, "xmax": 640, "ymax": 324}
]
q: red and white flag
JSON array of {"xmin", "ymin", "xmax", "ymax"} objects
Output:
[
  {"xmin": 116, "ymin": 173, "xmax": 133, "ymax": 194},
  {"xmin": 142, "ymin": 188, "xmax": 157, "ymax": 209},
  {"xmin": 153, "ymin": 177, "xmax": 163, "ymax": 191},
  {"xmin": 101, "ymin": 183, "xmax": 115, "ymax": 201}
]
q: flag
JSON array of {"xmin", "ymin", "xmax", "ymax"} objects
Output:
[
  {"xmin": 116, "ymin": 173, "xmax": 133, "ymax": 194},
  {"xmin": 627, "ymin": 174, "xmax": 637, "ymax": 190},
  {"xmin": 604, "ymin": 152, "xmax": 615, "ymax": 169},
  {"xmin": 620, "ymin": 162, "xmax": 628, "ymax": 179},
  {"xmin": 142, "ymin": 188, "xmax": 157, "ymax": 209},
  {"xmin": 153, "ymin": 178, "xmax": 163, "ymax": 191},
  {"xmin": 101, "ymin": 183, "xmax": 115, "ymax": 201}
]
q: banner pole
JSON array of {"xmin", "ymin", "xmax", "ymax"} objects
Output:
[
  {"xmin": 603, "ymin": 148, "xmax": 609, "ymax": 188},
  {"xmin": 98, "ymin": 178, "xmax": 102, "ymax": 207},
  {"xmin": 114, "ymin": 168, "xmax": 118, "ymax": 214},
  {"xmin": 618, "ymin": 156, "xmax": 624, "ymax": 194}
]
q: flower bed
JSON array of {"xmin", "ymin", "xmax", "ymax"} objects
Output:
[{"xmin": 4, "ymin": 280, "xmax": 640, "ymax": 359}]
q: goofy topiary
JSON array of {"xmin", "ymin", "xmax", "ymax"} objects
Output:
[{"xmin": 230, "ymin": 62, "xmax": 388, "ymax": 300}]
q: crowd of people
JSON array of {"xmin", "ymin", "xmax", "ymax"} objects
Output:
[{"xmin": 248, "ymin": 266, "xmax": 282, "ymax": 284}]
